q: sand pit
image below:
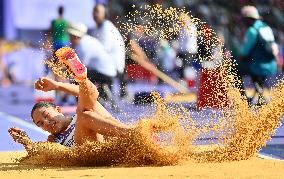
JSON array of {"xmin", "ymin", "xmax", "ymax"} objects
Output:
[{"xmin": 0, "ymin": 152, "xmax": 283, "ymax": 179}]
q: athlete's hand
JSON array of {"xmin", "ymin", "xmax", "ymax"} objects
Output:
[
  {"xmin": 34, "ymin": 77, "xmax": 58, "ymax": 92},
  {"xmin": 47, "ymin": 134, "xmax": 56, "ymax": 142},
  {"xmin": 8, "ymin": 127, "xmax": 32, "ymax": 145}
]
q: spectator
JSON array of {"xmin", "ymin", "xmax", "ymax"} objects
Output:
[
  {"xmin": 157, "ymin": 39, "xmax": 176, "ymax": 76},
  {"xmin": 50, "ymin": 6, "xmax": 70, "ymax": 51},
  {"xmin": 68, "ymin": 22, "xmax": 119, "ymax": 110},
  {"xmin": 176, "ymin": 13, "xmax": 198, "ymax": 78},
  {"xmin": 0, "ymin": 39, "xmax": 12, "ymax": 86},
  {"xmin": 50, "ymin": 5, "xmax": 71, "ymax": 105},
  {"xmin": 237, "ymin": 5, "xmax": 278, "ymax": 105},
  {"xmin": 92, "ymin": 4, "xmax": 127, "ymax": 98}
]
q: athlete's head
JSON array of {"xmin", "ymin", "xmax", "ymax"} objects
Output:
[{"xmin": 31, "ymin": 102, "xmax": 70, "ymax": 134}]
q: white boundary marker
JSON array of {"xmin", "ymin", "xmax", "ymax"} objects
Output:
[
  {"xmin": 258, "ymin": 153, "xmax": 284, "ymax": 161},
  {"xmin": 0, "ymin": 112, "xmax": 49, "ymax": 136}
]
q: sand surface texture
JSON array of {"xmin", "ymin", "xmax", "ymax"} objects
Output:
[{"xmin": 0, "ymin": 152, "xmax": 283, "ymax": 179}]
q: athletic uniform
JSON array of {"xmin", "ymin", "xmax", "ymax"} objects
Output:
[{"xmin": 54, "ymin": 115, "xmax": 76, "ymax": 147}]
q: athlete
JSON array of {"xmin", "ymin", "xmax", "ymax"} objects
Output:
[{"xmin": 9, "ymin": 47, "xmax": 135, "ymax": 149}]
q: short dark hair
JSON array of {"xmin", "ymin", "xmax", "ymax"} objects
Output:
[
  {"xmin": 31, "ymin": 102, "xmax": 56, "ymax": 120},
  {"xmin": 93, "ymin": 4, "xmax": 109, "ymax": 19},
  {"xmin": 58, "ymin": 5, "xmax": 64, "ymax": 16}
]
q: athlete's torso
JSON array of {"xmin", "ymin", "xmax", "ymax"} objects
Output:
[{"xmin": 54, "ymin": 115, "xmax": 76, "ymax": 148}]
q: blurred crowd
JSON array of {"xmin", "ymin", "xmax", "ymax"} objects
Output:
[
  {"xmin": 112, "ymin": 0, "xmax": 284, "ymax": 64},
  {"xmin": 110, "ymin": 0, "xmax": 284, "ymax": 105},
  {"xmin": 0, "ymin": 0, "xmax": 284, "ymax": 106}
]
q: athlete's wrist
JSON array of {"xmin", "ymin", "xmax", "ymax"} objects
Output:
[{"xmin": 54, "ymin": 81, "xmax": 61, "ymax": 90}]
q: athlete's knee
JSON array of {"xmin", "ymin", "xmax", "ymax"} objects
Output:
[
  {"xmin": 81, "ymin": 110, "xmax": 95, "ymax": 118},
  {"xmin": 76, "ymin": 107, "xmax": 91, "ymax": 116},
  {"xmin": 76, "ymin": 109, "xmax": 95, "ymax": 120},
  {"xmin": 76, "ymin": 103, "xmax": 96, "ymax": 114}
]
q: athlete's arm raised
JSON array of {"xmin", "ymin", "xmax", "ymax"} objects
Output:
[{"xmin": 35, "ymin": 77, "xmax": 79, "ymax": 96}]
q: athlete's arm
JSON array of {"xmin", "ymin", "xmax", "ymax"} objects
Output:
[
  {"xmin": 8, "ymin": 127, "xmax": 34, "ymax": 151},
  {"xmin": 78, "ymin": 110, "xmax": 132, "ymax": 138},
  {"xmin": 35, "ymin": 77, "xmax": 79, "ymax": 96},
  {"xmin": 55, "ymin": 81, "xmax": 79, "ymax": 96}
]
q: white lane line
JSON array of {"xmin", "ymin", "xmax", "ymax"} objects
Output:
[
  {"xmin": 258, "ymin": 153, "xmax": 284, "ymax": 161},
  {"xmin": 0, "ymin": 112, "xmax": 49, "ymax": 136}
]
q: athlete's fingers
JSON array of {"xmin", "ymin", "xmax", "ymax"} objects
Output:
[
  {"xmin": 38, "ymin": 83, "xmax": 44, "ymax": 89},
  {"xmin": 35, "ymin": 77, "xmax": 42, "ymax": 83},
  {"xmin": 35, "ymin": 82, "xmax": 43, "ymax": 89},
  {"xmin": 41, "ymin": 77, "xmax": 53, "ymax": 87},
  {"xmin": 39, "ymin": 78, "xmax": 45, "ymax": 85},
  {"xmin": 8, "ymin": 128, "xmax": 13, "ymax": 134},
  {"xmin": 35, "ymin": 79, "xmax": 42, "ymax": 87},
  {"xmin": 8, "ymin": 127, "xmax": 18, "ymax": 132},
  {"xmin": 9, "ymin": 127, "xmax": 22, "ymax": 133}
]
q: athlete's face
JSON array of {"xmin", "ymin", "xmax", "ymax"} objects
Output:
[{"xmin": 32, "ymin": 106, "xmax": 69, "ymax": 134}]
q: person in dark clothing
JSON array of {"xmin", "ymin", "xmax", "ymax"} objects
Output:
[{"xmin": 237, "ymin": 5, "xmax": 278, "ymax": 105}]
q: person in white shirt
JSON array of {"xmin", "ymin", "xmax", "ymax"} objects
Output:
[
  {"xmin": 68, "ymin": 22, "xmax": 117, "ymax": 102},
  {"xmin": 176, "ymin": 14, "xmax": 198, "ymax": 79},
  {"xmin": 93, "ymin": 4, "xmax": 127, "ymax": 97}
]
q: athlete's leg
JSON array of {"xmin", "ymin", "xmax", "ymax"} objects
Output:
[
  {"xmin": 78, "ymin": 109, "xmax": 131, "ymax": 137},
  {"xmin": 54, "ymin": 47, "xmax": 99, "ymax": 111},
  {"xmin": 55, "ymin": 47, "xmax": 133, "ymax": 145},
  {"xmin": 75, "ymin": 79, "xmax": 132, "ymax": 143},
  {"xmin": 77, "ymin": 79, "xmax": 99, "ymax": 111}
]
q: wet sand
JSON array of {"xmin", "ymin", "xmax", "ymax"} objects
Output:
[{"xmin": 0, "ymin": 152, "xmax": 283, "ymax": 179}]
